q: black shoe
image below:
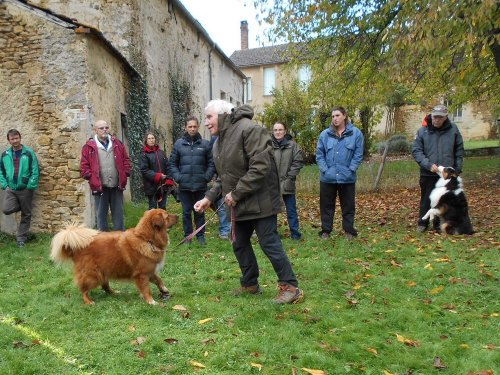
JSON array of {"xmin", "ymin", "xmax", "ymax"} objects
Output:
[{"xmin": 17, "ymin": 241, "xmax": 25, "ymax": 248}]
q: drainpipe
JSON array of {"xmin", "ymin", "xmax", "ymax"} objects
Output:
[
  {"xmin": 208, "ymin": 43, "xmax": 215, "ymax": 100},
  {"xmin": 242, "ymin": 78, "xmax": 246, "ymax": 104}
]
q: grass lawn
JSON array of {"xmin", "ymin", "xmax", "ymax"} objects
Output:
[
  {"xmin": 0, "ymin": 157, "xmax": 498, "ymax": 374},
  {"xmin": 464, "ymin": 139, "xmax": 499, "ymax": 150}
]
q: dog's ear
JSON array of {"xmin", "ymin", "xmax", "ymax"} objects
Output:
[{"xmin": 151, "ymin": 212, "xmax": 165, "ymax": 229}]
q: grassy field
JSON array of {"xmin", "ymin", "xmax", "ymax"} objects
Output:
[
  {"xmin": 0, "ymin": 157, "xmax": 498, "ymax": 374},
  {"xmin": 464, "ymin": 139, "xmax": 499, "ymax": 150}
]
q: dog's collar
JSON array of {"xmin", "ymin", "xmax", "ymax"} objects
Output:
[{"xmin": 148, "ymin": 241, "xmax": 165, "ymax": 253}]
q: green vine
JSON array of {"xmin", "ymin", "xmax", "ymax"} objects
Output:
[
  {"xmin": 169, "ymin": 70, "xmax": 192, "ymax": 141},
  {"xmin": 126, "ymin": 50, "xmax": 151, "ymax": 203}
]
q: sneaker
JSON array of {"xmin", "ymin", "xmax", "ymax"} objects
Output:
[
  {"xmin": 291, "ymin": 233, "xmax": 302, "ymax": 240},
  {"xmin": 320, "ymin": 232, "xmax": 330, "ymax": 240},
  {"xmin": 274, "ymin": 284, "xmax": 304, "ymax": 304},
  {"xmin": 417, "ymin": 225, "xmax": 427, "ymax": 233},
  {"xmin": 219, "ymin": 234, "xmax": 229, "ymax": 240},
  {"xmin": 233, "ymin": 285, "xmax": 262, "ymax": 296},
  {"xmin": 197, "ymin": 236, "xmax": 206, "ymax": 246},
  {"xmin": 17, "ymin": 241, "xmax": 25, "ymax": 248}
]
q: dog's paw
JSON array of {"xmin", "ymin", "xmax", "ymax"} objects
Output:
[{"xmin": 159, "ymin": 291, "xmax": 171, "ymax": 301}]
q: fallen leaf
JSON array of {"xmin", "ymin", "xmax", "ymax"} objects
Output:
[
  {"xmin": 435, "ymin": 257, "xmax": 451, "ymax": 262},
  {"xmin": 172, "ymin": 305, "xmax": 187, "ymax": 311},
  {"xmin": 483, "ymin": 343, "xmax": 496, "ymax": 350},
  {"xmin": 424, "ymin": 263, "xmax": 433, "ymax": 269},
  {"xmin": 466, "ymin": 371, "xmax": 494, "ymax": 375},
  {"xmin": 430, "ymin": 285, "xmax": 444, "ymax": 295},
  {"xmin": 390, "ymin": 259, "xmax": 402, "ymax": 267},
  {"xmin": 433, "ymin": 356, "xmax": 447, "ymax": 369},
  {"xmin": 396, "ymin": 333, "xmax": 420, "ymax": 347},
  {"xmin": 128, "ymin": 325, "xmax": 136, "ymax": 332},
  {"xmin": 12, "ymin": 341, "xmax": 29, "ymax": 349},
  {"xmin": 250, "ymin": 352, "xmax": 260, "ymax": 357},
  {"xmin": 163, "ymin": 338, "xmax": 178, "ymax": 344},
  {"xmin": 189, "ymin": 360, "xmax": 206, "ymax": 368},
  {"xmin": 201, "ymin": 338, "xmax": 215, "ymax": 345},
  {"xmin": 301, "ymin": 368, "xmax": 327, "ymax": 375},
  {"xmin": 130, "ymin": 336, "xmax": 146, "ymax": 345},
  {"xmin": 198, "ymin": 318, "xmax": 213, "ymax": 325},
  {"xmin": 31, "ymin": 339, "xmax": 42, "ymax": 345},
  {"xmin": 367, "ymin": 347, "xmax": 378, "ymax": 355},
  {"xmin": 407, "ymin": 281, "xmax": 417, "ymax": 287},
  {"xmin": 250, "ymin": 362, "xmax": 262, "ymax": 370},
  {"xmin": 136, "ymin": 350, "xmax": 146, "ymax": 358},
  {"xmin": 383, "ymin": 371, "xmax": 395, "ymax": 375},
  {"xmin": 460, "ymin": 343, "xmax": 469, "ymax": 349}
]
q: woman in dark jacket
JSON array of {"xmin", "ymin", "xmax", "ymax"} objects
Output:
[{"xmin": 139, "ymin": 132, "xmax": 172, "ymax": 209}]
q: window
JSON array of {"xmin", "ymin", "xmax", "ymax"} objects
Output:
[
  {"xmin": 246, "ymin": 77, "xmax": 252, "ymax": 102},
  {"xmin": 263, "ymin": 67, "xmax": 275, "ymax": 95},
  {"xmin": 298, "ymin": 65, "xmax": 312, "ymax": 86},
  {"xmin": 220, "ymin": 91, "xmax": 226, "ymax": 100},
  {"xmin": 444, "ymin": 99, "xmax": 463, "ymax": 120}
]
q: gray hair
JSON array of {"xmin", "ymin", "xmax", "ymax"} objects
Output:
[{"xmin": 205, "ymin": 100, "xmax": 234, "ymax": 115}]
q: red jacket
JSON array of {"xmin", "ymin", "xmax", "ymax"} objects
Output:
[{"xmin": 80, "ymin": 136, "xmax": 132, "ymax": 194}]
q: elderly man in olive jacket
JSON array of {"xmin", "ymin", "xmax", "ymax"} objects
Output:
[{"xmin": 194, "ymin": 100, "xmax": 304, "ymax": 305}]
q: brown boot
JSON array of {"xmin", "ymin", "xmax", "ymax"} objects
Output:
[
  {"xmin": 233, "ymin": 285, "xmax": 262, "ymax": 296},
  {"xmin": 273, "ymin": 283, "xmax": 304, "ymax": 304}
]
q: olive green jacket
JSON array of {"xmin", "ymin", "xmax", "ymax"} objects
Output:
[{"xmin": 206, "ymin": 105, "xmax": 283, "ymax": 221}]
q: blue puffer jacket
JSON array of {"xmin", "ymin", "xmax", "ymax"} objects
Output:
[
  {"xmin": 316, "ymin": 123, "xmax": 364, "ymax": 184},
  {"xmin": 169, "ymin": 132, "xmax": 215, "ymax": 191}
]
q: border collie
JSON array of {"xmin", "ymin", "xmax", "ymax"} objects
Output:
[{"xmin": 421, "ymin": 166, "xmax": 474, "ymax": 235}]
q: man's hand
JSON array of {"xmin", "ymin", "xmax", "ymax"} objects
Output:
[
  {"xmin": 430, "ymin": 164, "xmax": 439, "ymax": 173},
  {"xmin": 194, "ymin": 197, "xmax": 211, "ymax": 213},
  {"xmin": 225, "ymin": 192, "xmax": 237, "ymax": 207}
]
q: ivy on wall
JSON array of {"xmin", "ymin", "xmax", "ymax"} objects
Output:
[
  {"xmin": 126, "ymin": 50, "xmax": 151, "ymax": 203},
  {"xmin": 169, "ymin": 70, "xmax": 191, "ymax": 141}
]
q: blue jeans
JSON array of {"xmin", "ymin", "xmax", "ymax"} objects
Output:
[
  {"xmin": 232, "ymin": 214, "xmax": 298, "ymax": 287},
  {"xmin": 282, "ymin": 194, "xmax": 301, "ymax": 239},
  {"xmin": 178, "ymin": 190, "xmax": 206, "ymax": 238},
  {"xmin": 216, "ymin": 196, "xmax": 230, "ymax": 236},
  {"xmin": 94, "ymin": 187, "xmax": 124, "ymax": 231},
  {"xmin": 147, "ymin": 194, "xmax": 167, "ymax": 210}
]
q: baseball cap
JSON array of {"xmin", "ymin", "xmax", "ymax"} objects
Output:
[{"xmin": 431, "ymin": 105, "xmax": 448, "ymax": 117}]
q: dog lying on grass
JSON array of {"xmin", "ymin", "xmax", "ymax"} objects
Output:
[
  {"xmin": 50, "ymin": 209, "xmax": 178, "ymax": 305},
  {"xmin": 421, "ymin": 166, "xmax": 473, "ymax": 235}
]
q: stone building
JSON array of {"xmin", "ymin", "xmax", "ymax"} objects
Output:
[{"xmin": 0, "ymin": 0, "xmax": 245, "ymax": 233}]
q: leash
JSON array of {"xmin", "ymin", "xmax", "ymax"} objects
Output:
[{"xmin": 175, "ymin": 199, "xmax": 226, "ymax": 247}]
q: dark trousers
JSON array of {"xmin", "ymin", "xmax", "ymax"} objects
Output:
[
  {"xmin": 232, "ymin": 214, "xmax": 298, "ymax": 287},
  {"xmin": 178, "ymin": 190, "xmax": 206, "ymax": 238},
  {"xmin": 320, "ymin": 182, "xmax": 357, "ymax": 235},
  {"xmin": 147, "ymin": 195, "xmax": 167, "ymax": 210},
  {"xmin": 2, "ymin": 188, "xmax": 34, "ymax": 242},
  {"xmin": 94, "ymin": 187, "xmax": 124, "ymax": 231},
  {"xmin": 418, "ymin": 175, "xmax": 440, "ymax": 228}
]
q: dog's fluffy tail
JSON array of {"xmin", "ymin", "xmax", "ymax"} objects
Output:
[{"xmin": 50, "ymin": 223, "xmax": 99, "ymax": 264}]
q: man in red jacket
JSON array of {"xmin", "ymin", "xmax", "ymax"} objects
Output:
[{"xmin": 80, "ymin": 120, "xmax": 131, "ymax": 231}]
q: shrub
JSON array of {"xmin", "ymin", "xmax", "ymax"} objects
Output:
[{"xmin": 376, "ymin": 134, "xmax": 411, "ymax": 155}]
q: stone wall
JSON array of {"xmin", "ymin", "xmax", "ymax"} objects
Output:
[{"xmin": 1, "ymin": 2, "xmax": 132, "ymax": 232}]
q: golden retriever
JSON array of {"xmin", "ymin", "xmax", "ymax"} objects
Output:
[{"xmin": 50, "ymin": 209, "xmax": 178, "ymax": 305}]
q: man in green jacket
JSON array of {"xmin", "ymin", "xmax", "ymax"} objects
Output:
[
  {"xmin": 0, "ymin": 129, "xmax": 40, "ymax": 247},
  {"xmin": 194, "ymin": 100, "xmax": 304, "ymax": 304}
]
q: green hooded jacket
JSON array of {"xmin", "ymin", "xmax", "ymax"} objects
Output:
[{"xmin": 0, "ymin": 145, "xmax": 39, "ymax": 190}]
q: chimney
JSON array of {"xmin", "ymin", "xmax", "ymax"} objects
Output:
[{"xmin": 240, "ymin": 20, "xmax": 248, "ymax": 50}]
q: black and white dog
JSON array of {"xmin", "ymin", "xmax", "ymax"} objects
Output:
[{"xmin": 422, "ymin": 166, "xmax": 474, "ymax": 235}]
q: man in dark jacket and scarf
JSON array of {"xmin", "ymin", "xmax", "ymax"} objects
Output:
[
  {"xmin": 412, "ymin": 104, "xmax": 464, "ymax": 232},
  {"xmin": 194, "ymin": 100, "xmax": 304, "ymax": 304},
  {"xmin": 170, "ymin": 116, "xmax": 215, "ymax": 245}
]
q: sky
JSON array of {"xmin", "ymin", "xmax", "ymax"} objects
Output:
[{"xmin": 179, "ymin": 0, "xmax": 270, "ymax": 56}]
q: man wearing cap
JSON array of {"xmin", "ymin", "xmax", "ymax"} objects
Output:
[{"xmin": 412, "ymin": 104, "xmax": 464, "ymax": 232}]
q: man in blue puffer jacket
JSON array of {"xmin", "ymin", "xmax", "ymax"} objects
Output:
[
  {"xmin": 316, "ymin": 106, "xmax": 364, "ymax": 240},
  {"xmin": 170, "ymin": 116, "xmax": 215, "ymax": 245}
]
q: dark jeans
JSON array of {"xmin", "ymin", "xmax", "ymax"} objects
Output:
[
  {"xmin": 178, "ymin": 189, "xmax": 206, "ymax": 238},
  {"xmin": 147, "ymin": 194, "xmax": 167, "ymax": 210},
  {"xmin": 232, "ymin": 214, "xmax": 298, "ymax": 287},
  {"xmin": 2, "ymin": 188, "xmax": 34, "ymax": 242},
  {"xmin": 282, "ymin": 194, "xmax": 301, "ymax": 239},
  {"xmin": 94, "ymin": 187, "xmax": 124, "ymax": 231},
  {"xmin": 418, "ymin": 175, "xmax": 440, "ymax": 229},
  {"xmin": 320, "ymin": 182, "xmax": 357, "ymax": 235}
]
